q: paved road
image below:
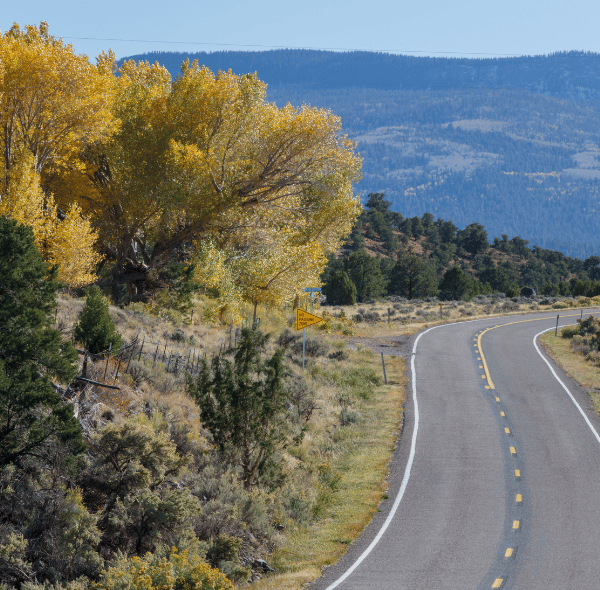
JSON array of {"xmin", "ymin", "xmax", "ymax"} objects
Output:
[{"xmin": 313, "ymin": 310, "xmax": 600, "ymax": 590}]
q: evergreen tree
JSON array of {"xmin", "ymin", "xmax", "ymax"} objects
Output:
[
  {"xmin": 388, "ymin": 252, "xmax": 437, "ymax": 299},
  {"xmin": 188, "ymin": 328, "xmax": 290, "ymax": 489},
  {"xmin": 73, "ymin": 285, "xmax": 123, "ymax": 354},
  {"xmin": 323, "ymin": 269, "xmax": 357, "ymax": 305},
  {"xmin": 365, "ymin": 192, "xmax": 392, "ymax": 214},
  {"xmin": 457, "ymin": 223, "xmax": 488, "ymax": 256},
  {"xmin": 344, "ymin": 249, "xmax": 387, "ymax": 302},
  {"xmin": 438, "ymin": 265, "xmax": 474, "ymax": 301},
  {"xmin": 0, "ymin": 216, "xmax": 83, "ymax": 468}
]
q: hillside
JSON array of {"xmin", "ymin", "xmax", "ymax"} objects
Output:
[
  {"xmin": 121, "ymin": 49, "xmax": 600, "ymax": 258},
  {"xmin": 321, "ymin": 194, "xmax": 600, "ymax": 304}
]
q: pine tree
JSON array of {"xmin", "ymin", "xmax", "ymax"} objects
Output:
[
  {"xmin": 323, "ymin": 269, "xmax": 357, "ymax": 305},
  {"xmin": 73, "ymin": 285, "xmax": 122, "ymax": 354},
  {"xmin": 0, "ymin": 216, "xmax": 83, "ymax": 468},
  {"xmin": 188, "ymin": 328, "xmax": 289, "ymax": 489},
  {"xmin": 438, "ymin": 265, "xmax": 474, "ymax": 301}
]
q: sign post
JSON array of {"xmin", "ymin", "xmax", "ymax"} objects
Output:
[{"xmin": 298, "ymin": 288, "xmax": 322, "ymax": 374}]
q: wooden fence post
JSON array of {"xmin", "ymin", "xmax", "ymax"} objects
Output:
[{"xmin": 138, "ymin": 335, "xmax": 145, "ymax": 360}]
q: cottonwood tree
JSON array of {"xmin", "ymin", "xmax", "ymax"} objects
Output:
[
  {"xmin": 0, "ymin": 22, "xmax": 114, "ymax": 182},
  {"xmin": 0, "ymin": 23, "xmax": 111, "ymax": 286},
  {"xmin": 0, "ymin": 152, "xmax": 101, "ymax": 286},
  {"xmin": 82, "ymin": 60, "xmax": 361, "ymax": 305}
]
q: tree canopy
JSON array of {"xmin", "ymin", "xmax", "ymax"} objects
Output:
[{"xmin": 0, "ymin": 24, "xmax": 362, "ymax": 311}]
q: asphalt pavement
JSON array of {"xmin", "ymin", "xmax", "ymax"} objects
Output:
[{"xmin": 313, "ymin": 310, "xmax": 600, "ymax": 590}]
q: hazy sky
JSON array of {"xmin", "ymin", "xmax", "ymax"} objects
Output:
[{"xmin": 2, "ymin": 0, "xmax": 599, "ymax": 61}]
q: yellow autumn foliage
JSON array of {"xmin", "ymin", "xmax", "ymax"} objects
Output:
[
  {"xmin": 0, "ymin": 153, "xmax": 101, "ymax": 286},
  {"xmin": 0, "ymin": 22, "xmax": 111, "ymax": 287},
  {"xmin": 93, "ymin": 547, "xmax": 234, "ymax": 590},
  {"xmin": 86, "ymin": 59, "xmax": 361, "ymax": 308},
  {"xmin": 0, "ymin": 24, "xmax": 362, "ymax": 305}
]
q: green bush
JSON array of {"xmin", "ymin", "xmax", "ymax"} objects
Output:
[
  {"xmin": 561, "ymin": 325, "xmax": 580, "ymax": 339},
  {"xmin": 73, "ymin": 286, "xmax": 122, "ymax": 355},
  {"xmin": 188, "ymin": 328, "xmax": 291, "ymax": 489},
  {"xmin": 323, "ymin": 270, "xmax": 357, "ymax": 305}
]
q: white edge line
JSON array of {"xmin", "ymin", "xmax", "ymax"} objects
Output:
[
  {"xmin": 534, "ymin": 326, "xmax": 600, "ymax": 446},
  {"xmin": 323, "ymin": 325, "xmax": 435, "ymax": 590}
]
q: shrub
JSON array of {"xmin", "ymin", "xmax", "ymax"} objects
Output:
[
  {"xmin": 93, "ymin": 547, "xmax": 234, "ymax": 590},
  {"xmin": 502, "ymin": 301, "xmax": 520, "ymax": 312},
  {"xmin": 73, "ymin": 286, "xmax": 123, "ymax": 355},
  {"xmin": 561, "ymin": 325, "xmax": 580, "ymax": 339},
  {"xmin": 205, "ymin": 535, "xmax": 250, "ymax": 584},
  {"xmin": 323, "ymin": 270, "xmax": 357, "ymax": 305},
  {"xmin": 188, "ymin": 328, "xmax": 291, "ymax": 489}
]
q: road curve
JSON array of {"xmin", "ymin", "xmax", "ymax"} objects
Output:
[{"xmin": 313, "ymin": 310, "xmax": 600, "ymax": 590}]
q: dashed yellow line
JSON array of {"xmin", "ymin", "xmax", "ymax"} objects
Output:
[
  {"xmin": 500, "ymin": 411, "xmax": 506, "ymax": 417},
  {"xmin": 515, "ymin": 469, "xmax": 521, "ymax": 479},
  {"xmin": 516, "ymin": 493, "xmax": 523, "ymax": 504},
  {"xmin": 492, "ymin": 577, "xmax": 505, "ymax": 588},
  {"xmin": 505, "ymin": 427, "xmax": 511, "ymax": 435},
  {"xmin": 504, "ymin": 547, "xmax": 514, "ymax": 558},
  {"xmin": 495, "ymin": 396, "xmax": 500, "ymax": 403},
  {"xmin": 510, "ymin": 446, "xmax": 517, "ymax": 456},
  {"xmin": 512, "ymin": 520, "xmax": 521, "ymax": 531}
]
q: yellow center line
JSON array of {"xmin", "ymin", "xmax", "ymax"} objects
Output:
[
  {"xmin": 515, "ymin": 469, "xmax": 521, "ymax": 478},
  {"xmin": 492, "ymin": 578, "xmax": 505, "ymax": 588},
  {"xmin": 504, "ymin": 547, "xmax": 513, "ymax": 558},
  {"xmin": 500, "ymin": 411, "xmax": 506, "ymax": 417},
  {"xmin": 505, "ymin": 427, "xmax": 511, "ymax": 435},
  {"xmin": 512, "ymin": 520, "xmax": 521, "ymax": 530},
  {"xmin": 510, "ymin": 446, "xmax": 517, "ymax": 455},
  {"xmin": 476, "ymin": 313, "xmax": 586, "ymax": 390},
  {"xmin": 516, "ymin": 493, "xmax": 523, "ymax": 504}
]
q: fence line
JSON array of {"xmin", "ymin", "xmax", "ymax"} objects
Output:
[{"xmin": 77, "ymin": 323, "xmax": 249, "ymax": 385}]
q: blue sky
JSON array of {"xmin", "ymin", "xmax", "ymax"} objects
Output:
[{"xmin": 2, "ymin": 0, "xmax": 599, "ymax": 61}]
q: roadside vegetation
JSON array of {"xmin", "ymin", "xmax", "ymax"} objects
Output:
[
  {"xmin": 541, "ymin": 315, "xmax": 600, "ymax": 415},
  {"xmin": 0, "ymin": 216, "xmax": 407, "ymax": 590}
]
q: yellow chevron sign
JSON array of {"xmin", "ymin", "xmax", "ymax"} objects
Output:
[{"xmin": 296, "ymin": 308, "xmax": 323, "ymax": 330}]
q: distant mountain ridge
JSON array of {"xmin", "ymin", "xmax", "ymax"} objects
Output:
[
  {"xmin": 120, "ymin": 49, "xmax": 600, "ymax": 101},
  {"xmin": 119, "ymin": 49, "xmax": 600, "ymax": 259}
]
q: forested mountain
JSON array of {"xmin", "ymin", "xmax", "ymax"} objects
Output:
[{"xmin": 120, "ymin": 49, "xmax": 600, "ymax": 258}]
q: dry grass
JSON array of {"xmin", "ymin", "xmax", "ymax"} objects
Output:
[
  {"xmin": 253, "ymin": 352, "xmax": 406, "ymax": 590},
  {"xmin": 540, "ymin": 331, "xmax": 600, "ymax": 415}
]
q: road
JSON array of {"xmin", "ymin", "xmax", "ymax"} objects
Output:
[{"xmin": 313, "ymin": 310, "xmax": 600, "ymax": 590}]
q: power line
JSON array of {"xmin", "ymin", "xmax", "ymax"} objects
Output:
[{"xmin": 62, "ymin": 36, "xmax": 530, "ymax": 57}]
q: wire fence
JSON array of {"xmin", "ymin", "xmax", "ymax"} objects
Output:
[{"xmin": 75, "ymin": 318, "xmax": 262, "ymax": 389}]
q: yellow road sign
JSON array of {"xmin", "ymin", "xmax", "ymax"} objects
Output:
[{"xmin": 296, "ymin": 308, "xmax": 323, "ymax": 330}]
